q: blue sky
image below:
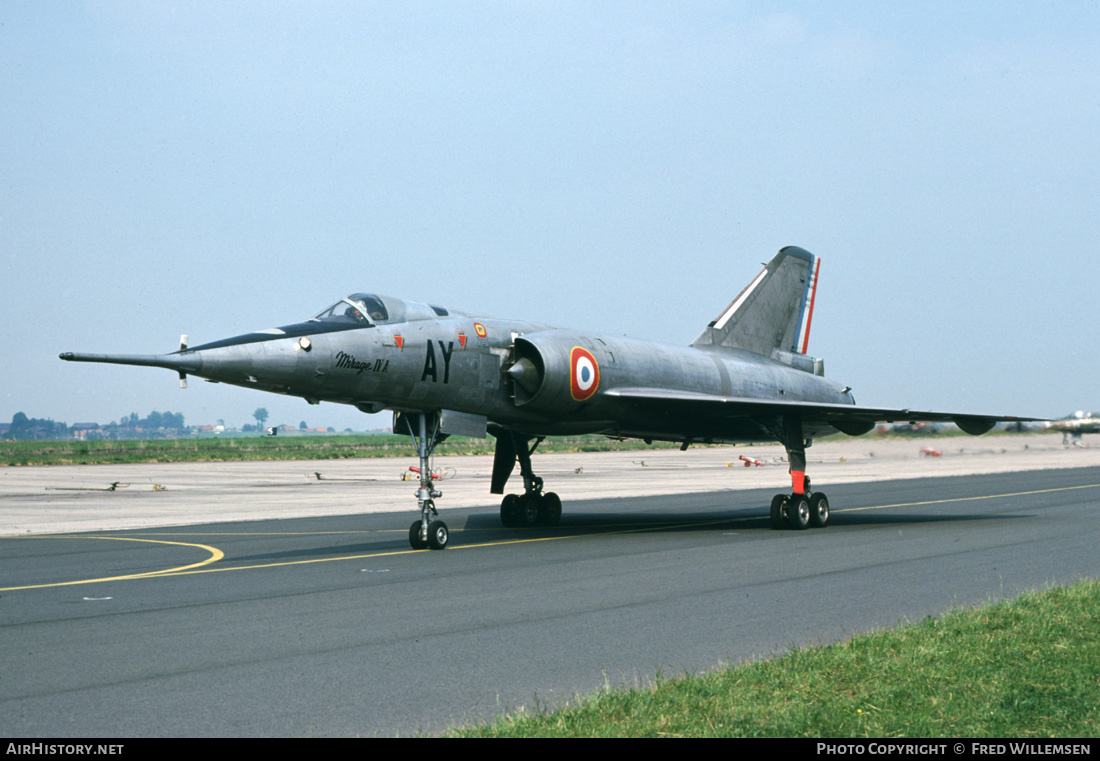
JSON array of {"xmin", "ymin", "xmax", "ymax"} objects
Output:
[{"xmin": 2, "ymin": 2, "xmax": 1097, "ymax": 431}]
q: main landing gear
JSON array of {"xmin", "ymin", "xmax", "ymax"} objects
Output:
[
  {"xmin": 769, "ymin": 478, "xmax": 830, "ymax": 530},
  {"xmin": 500, "ymin": 490, "xmax": 562, "ymax": 528},
  {"xmin": 492, "ymin": 431, "xmax": 562, "ymax": 528},
  {"xmin": 769, "ymin": 415, "xmax": 830, "ymax": 531},
  {"xmin": 400, "ymin": 412, "xmax": 450, "ymax": 550}
]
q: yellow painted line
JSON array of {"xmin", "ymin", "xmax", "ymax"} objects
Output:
[
  {"xmin": 119, "ymin": 522, "xmax": 718, "ymax": 578},
  {"xmin": 161, "ymin": 547, "xmax": 438, "ymax": 575},
  {"xmin": 0, "ymin": 535, "xmax": 224, "ymax": 592},
  {"xmin": 835, "ymin": 482, "xmax": 1100, "ymax": 513},
  {"xmin": 45, "ymin": 518, "xmax": 737, "ymax": 582},
  {"xmin": 119, "ymin": 530, "xmax": 398, "ymax": 536}
]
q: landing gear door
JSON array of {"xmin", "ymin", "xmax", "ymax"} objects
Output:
[{"xmin": 440, "ymin": 409, "xmax": 487, "ymax": 439}]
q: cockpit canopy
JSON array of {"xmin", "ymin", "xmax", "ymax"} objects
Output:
[{"xmin": 311, "ymin": 293, "xmax": 457, "ymax": 326}]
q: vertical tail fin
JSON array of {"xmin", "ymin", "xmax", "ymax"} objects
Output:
[{"xmin": 692, "ymin": 246, "xmax": 820, "ymax": 357}]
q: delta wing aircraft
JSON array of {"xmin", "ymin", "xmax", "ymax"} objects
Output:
[
  {"xmin": 1045, "ymin": 411, "xmax": 1100, "ymax": 444},
  {"xmin": 61, "ymin": 246, "xmax": 1033, "ymax": 550}
]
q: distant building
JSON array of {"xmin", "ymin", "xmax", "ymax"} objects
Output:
[{"xmin": 69, "ymin": 423, "xmax": 102, "ymax": 440}]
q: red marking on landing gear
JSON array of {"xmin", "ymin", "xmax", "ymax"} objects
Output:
[{"xmin": 790, "ymin": 469, "xmax": 806, "ymax": 494}]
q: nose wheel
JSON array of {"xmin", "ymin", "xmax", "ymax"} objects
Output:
[
  {"xmin": 409, "ymin": 515, "xmax": 450, "ymax": 550},
  {"xmin": 409, "ymin": 517, "xmax": 449, "ymax": 550}
]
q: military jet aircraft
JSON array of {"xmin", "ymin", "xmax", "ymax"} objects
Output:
[
  {"xmin": 61, "ymin": 246, "xmax": 1034, "ymax": 550},
  {"xmin": 1045, "ymin": 411, "xmax": 1100, "ymax": 444}
]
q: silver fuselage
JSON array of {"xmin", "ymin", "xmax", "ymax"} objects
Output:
[{"xmin": 143, "ymin": 316, "xmax": 854, "ymax": 443}]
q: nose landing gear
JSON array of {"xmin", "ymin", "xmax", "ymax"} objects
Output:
[{"xmin": 400, "ymin": 412, "xmax": 450, "ymax": 550}]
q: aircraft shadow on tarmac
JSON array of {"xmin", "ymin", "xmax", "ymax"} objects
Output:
[
  {"xmin": 462, "ymin": 508, "xmax": 1023, "ymax": 532},
  {"xmin": 224, "ymin": 507, "xmax": 1023, "ymax": 565}
]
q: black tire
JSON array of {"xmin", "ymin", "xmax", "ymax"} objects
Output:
[
  {"xmin": 427, "ymin": 520, "xmax": 449, "ymax": 550},
  {"xmin": 539, "ymin": 492, "xmax": 562, "ymax": 526},
  {"xmin": 409, "ymin": 520, "xmax": 427, "ymax": 549},
  {"xmin": 770, "ymin": 494, "xmax": 788, "ymax": 530},
  {"xmin": 516, "ymin": 494, "xmax": 541, "ymax": 526},
  {"xmin": 809, "ymin": 493, "xmax": 830, "ymax": 528},
  {"xmin": 500, "ymin": 494, "xmax": 519, "ymax": 527},
  {"xmin": 787, "ymin": 495, "xmax": 810, "ymax": 530}
]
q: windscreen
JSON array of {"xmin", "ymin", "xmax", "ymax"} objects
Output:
[{"xmin": 312, "ymin": 295, "xmax": 388, "ymax": 324}]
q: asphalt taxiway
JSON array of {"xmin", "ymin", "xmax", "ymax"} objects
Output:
[
  {"xmin": 2, "ymin": 439, "xmax": 1099, "ymax": 736},
  {"xmin": 4, "ymin": 432, "xmax": 1098, "ymax": 535}
]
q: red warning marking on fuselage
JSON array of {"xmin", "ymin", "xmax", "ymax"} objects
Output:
[
  {"xmin": 394, "ymin": 334, "xmax": 404, "ymax": 350},
  {"xmin": 457, "ymin": 332, "xmax": 467, "ymax": 349},
  {"xmin": 570, "ymin": 346, "xmax": 600, "ymax": 402}
]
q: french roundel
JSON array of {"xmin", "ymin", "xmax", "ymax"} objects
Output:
[{"xmin": 570, "ymin": 346, "xmax": 600, "ymax": 401}]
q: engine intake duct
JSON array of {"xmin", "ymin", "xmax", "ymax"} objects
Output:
[{"xmin": 507, "ymin": 338, "xmax": 546, "ymax": 405}]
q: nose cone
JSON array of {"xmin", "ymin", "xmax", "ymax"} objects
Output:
[
  {"xmin": 61, "ymin": 333, "xmax": 307, "ymax": 389},
  {"xmin": 188, "ymin": 338, "xmax": 308, "ymax": 388}
]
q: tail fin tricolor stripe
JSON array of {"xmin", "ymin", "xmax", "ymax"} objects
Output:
[{"xmin": 792, "ymin": 255, "xmax": 820, "ymax": 355}]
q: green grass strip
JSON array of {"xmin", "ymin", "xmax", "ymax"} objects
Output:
[
  {"xmin": 0, "ymin": 434, "xmax": 685, "ymax": 466},
  {"xmin": 449, "ymin": 579, "xmax": 1100, "ymax": 737},
  {"xmin": 2, "ymin": 429, "xmax": 1038, "ymax": 467}
]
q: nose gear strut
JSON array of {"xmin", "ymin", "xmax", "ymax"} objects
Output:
[{"xmin": 398, "ymin": 411, "xmax": 450, "ymax": 550}]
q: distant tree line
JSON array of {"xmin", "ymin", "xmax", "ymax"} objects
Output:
[
  {"xmin": 5, "ymin": 412, "xmax": 67, "ymax": 440},
  {"xmin": 5, "ymin": 410, "xmax": 346, "ymax": 440},
  {"xmin": 3, "ymin": 411, "xmax": 186, "ymax": 440},
  {"xmin": 117, "ymin": 411, "xmax": 186, "ymax": 430}
]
